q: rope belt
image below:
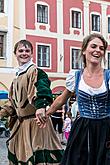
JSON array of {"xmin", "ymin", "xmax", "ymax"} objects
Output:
[{"xmin": 6, "ymin": 114, "xmax": 35, "ymax": 146}]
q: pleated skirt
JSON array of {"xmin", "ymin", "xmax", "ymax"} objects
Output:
[
  {"xmin": 7, "ymin": 118, "xmax": 64, "ymax": 165},
  {"xmin": 61, "ymin": 117, "xmax": 110, "ymax": 165}
]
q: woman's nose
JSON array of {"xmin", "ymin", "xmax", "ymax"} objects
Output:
[{"xmin": 96, "ymin": 47, "xmax": 100, "ymax": 52}]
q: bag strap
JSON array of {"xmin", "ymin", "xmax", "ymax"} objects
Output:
[
  {"xmin": 75, "ymin": 70, "xmax": 82, "ymax": 96},
  {"xmin": 104, "ymin": 69, "xmax": 110, "ymax": 91}
]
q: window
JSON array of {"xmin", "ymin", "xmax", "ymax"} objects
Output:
[
  {"xmin": 108, "ymin": 53, "xmax": 110, "ymax": 69},
  {"xmin": 0, "ymin": 32, "xmax": 6, "ymax": 58},
  {"xmin": 108, "ymin": 17, "xmax": 110, "ymax": 33},
  {"xmin": 0, "ymin": 35, "xmax": 3, "ymax": 57},
  {"xmin": 0, "ymin": 0, "xmax": 4, "ymax": 13},
  {"xmin": 37, "ymin": 45, "xmax": 50, "ymax": 67},
  {"xmin": 92, "ymin": 14, "xmax": 100, "ymax": 32},
  {"xmin": 37, "ymin": 4, "xmax": 48, "ymax": 24},
  {"xmin": 72, "ymin": 49, "xmax": 82, "ymax": 69},
  {"xmin": 72, "ymin": 11, "xmax": 81, "ymax": 28}
]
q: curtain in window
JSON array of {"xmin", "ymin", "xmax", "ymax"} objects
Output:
[
  {"xmin": 0, "ymin": 35, "xmax": 3, "ymax": 57},
  {"xmin": 72, "ymin": 49, "xmax": 81, "ymax": 69},
  {"xmin": 108, "ymin": 17, "xmax": 110, "ymax": 33},
  {"xmin": 38, "ymin": 45, "xmax": 50, "ymax": 67},
  {"xmin": 72, "ymin": 11, "xmax": 81, "ymax": 28},
  {"xmin": 37, "ymin": 4, "xmax": 48, "ymax": 24},
  {"xmin": 92, "ymin": 14, "xmax": 100, "ymax": 32},
  {"xmin": 0, "ymin": 0, "xmax": 4, "ymax": 13}
]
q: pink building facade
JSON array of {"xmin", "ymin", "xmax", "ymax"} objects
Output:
[{"xmin": 24, "ymin": 0, "xmax": 110, "ymax": 93}]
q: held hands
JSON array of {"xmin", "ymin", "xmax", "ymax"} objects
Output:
[{"xmin": 35, "ymin": 108, "xmax": 48, "ymax": 128}]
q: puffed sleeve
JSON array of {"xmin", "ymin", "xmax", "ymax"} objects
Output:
[
  {"xmin": 66, "ymin": 70, "xmax": 75, "ymax": 92},
  {"xmin": 34, "ymin": 68, "xmax": 53, "ymax": 109}
]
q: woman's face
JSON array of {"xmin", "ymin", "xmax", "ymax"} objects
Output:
[
  {"xmin": 15, "ymin": 44, "xmax": 33, "ymax": 66},
  {"xmin": 83, "ymin": 38, "xmax": 105, "ymax": 65}
]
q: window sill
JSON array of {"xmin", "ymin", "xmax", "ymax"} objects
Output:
[
  {"xmin": 0, "ymin": 13, "xmax": 7, "ymax": 17},
  {"xmin": 0, "ymin": 57, "xmax": 5, "ymax": 60}
]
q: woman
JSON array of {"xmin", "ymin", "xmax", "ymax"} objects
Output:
[
  {"xmin": 38, "ymin": 33, "xmax": 110, "ymax": 165},
  {"xmin": 0, "ymin": 40, "xmax": 63, "ymax": 165}
]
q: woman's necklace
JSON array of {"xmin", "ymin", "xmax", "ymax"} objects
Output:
[
  {"xmin": 85, "ymin": 68, "xmax": 103, "ymax": 78},
  {"xmin": 83, "ymin": 68, "xmax": 104, "ymax": 88}
]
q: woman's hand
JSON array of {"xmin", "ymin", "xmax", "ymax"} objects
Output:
[{"xmin": 34, "ymin": 108, "xmax": 48, "ymax": 128}]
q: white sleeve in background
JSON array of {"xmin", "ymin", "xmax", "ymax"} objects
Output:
[{"xmin": 66, "ymin": 70, "xmax": 75, "ymax": 92}]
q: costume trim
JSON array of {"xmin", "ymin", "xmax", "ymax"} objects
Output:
[{"xmin": 8, "ymin": 149, "xmax": 64, "ymax": 164}]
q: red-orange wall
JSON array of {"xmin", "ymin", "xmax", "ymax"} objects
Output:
[
  {"xmin": 90, "ymin": 2, "xmax": 101, "ymax": 14},
  {"xmin": 107, "ymin": 5, "xmax": 110, "ymax": 15},
  {"xmin": 26, "ymin": 0, "xmax": 57, "ymax": 32},
  {"xmin": 63, "ymin": 0, "xmax": 83, "ymax": 34},
  {"xmin": 25, "ymin": 0, "xmax": 35, "ymax": 29},
  {"xmin": 26, "ymin": 35, "xmax": 57, "ymax": 72}
]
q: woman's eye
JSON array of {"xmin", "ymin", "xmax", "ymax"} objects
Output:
[
  {"xmin": 91, "ymin": 44, "xmax": 96, "ymax": 48},
  {"xmin": 100, "ymin": 47, "xmax": 104, "ymax": 51},
  {"xmin": 91, "ymin": 44, "xmax": 104, "ymax": 51}
]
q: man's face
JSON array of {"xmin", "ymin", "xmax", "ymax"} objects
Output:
[{"xmin": 15, "ymin": 44, "xmax": 33, "ymax": 66}]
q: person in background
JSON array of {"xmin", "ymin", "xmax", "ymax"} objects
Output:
[
  {"xmin": 63, "ymin": 111, "xmax": 72, "ymax": 141},
  {"xmin": 51, "ymin": 104, "xmax": 64, "ymax": 144},
  {"xmin": 71, "ymin": 100, "xmax": 78, "ymax": 122},
  {"xmin": 37, "ymin": 33, "xmax": 110, "ymax": 165},
  {"xmin": 0, "ymin": 39, "xmax": 63, "ymax": 165}
]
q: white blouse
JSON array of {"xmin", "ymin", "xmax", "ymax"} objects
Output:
[{"xmin": 66, "ymin": 70, "xmax": 109, "ymax": 95}]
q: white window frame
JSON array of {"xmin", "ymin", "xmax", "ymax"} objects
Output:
[
  {"xmin": 91, "ymin": 12, "xmax": 101, "ymax": 32},
  {"xmin": 70, "ymin": 47, "xmax": 82, "ymax": 70},
  {"xmin": 36, "ymin": 43, "xmax": 51, "ymax": 69},
  {"xmin": 0, "ymin": 31, "xmax": 7, "ymax": 59},
  {"xmin": 35, "ymin": 1, "xmax": 50, "ymax": 30},
  {"xmin": 70, "ymin": 8, "xmax": 82, "ymax": 35},
  {"xmin": 0, "ymin": 0, "xmax": 8, "ymax": 16}
]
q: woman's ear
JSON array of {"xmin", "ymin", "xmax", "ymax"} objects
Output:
[{"xmin": 82, "ymin": 51, "xmax": 86, "ymax": 56}]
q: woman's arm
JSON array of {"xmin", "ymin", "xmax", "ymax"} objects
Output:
[
  {"xmin": 46, "ymin": 89, "xmax": 72, "ymax": 117},
  {"xmin": 35, "ymin": 89, "xmax": 72, "ymax": 128}
]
